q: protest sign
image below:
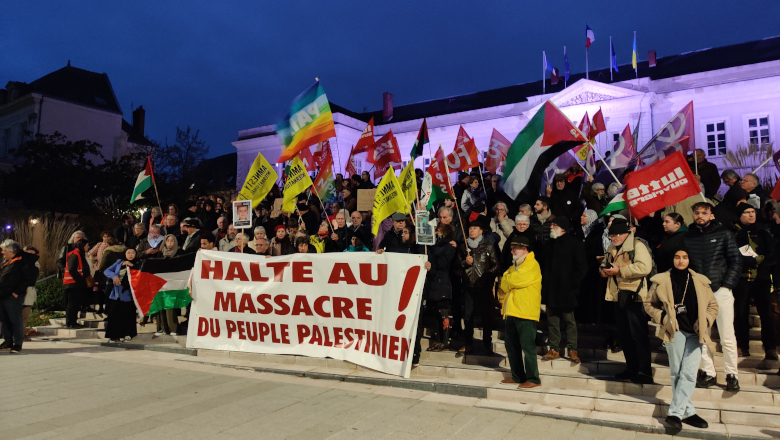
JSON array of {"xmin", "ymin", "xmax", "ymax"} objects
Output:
[
  {"xmin": 415, "ymin": 211, "xmax": 434, "ymax": 245},
  {"xmin": 233, "ymin": 200, "xmax": 252, "ymax": 229},
  {"xmin": 270, "ymin": 199, "xmax": 283, "ymax": 218},
  {"xmin": 186, "ymin": 251, "xmax": 428, "ymax": 378},
  {"xmin": 624, "ymin": 151, "xmax": 700, "ymax": 219},
  {"xmin": 357, "ymin": 189, "xmax": 376, "ymax": 212}
]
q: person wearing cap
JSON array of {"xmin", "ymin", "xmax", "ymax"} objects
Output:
[
  {"xmin": 644, "ymin": 245, "xmax": 718, "ymax": 430},
  {"xmin": 734, "ymin": 203, "xmax": 777, "ymax": 359},
  {"xmin": 377, "ymin": 212, "xmax": 407, "ymax": 254},
  {"xmin": 498, "ymin": 235, "xmax": 543, "ymax": 388},
  {"xmin": 601, "ymin": 218, "xmax": 655, "ymax": 383},
  {"xmin": 457, "ymin": 215, "xmax": 500, "ymax": 355},
  {"xmin": 270, "ymin": 224, "xmax": 294, "ymax": 256},
  {"xmin": 539, "ymin": 215, "xmax": 587, "ymax": 363},
  {"xmin": 683, "ymin": 201, "xmax": 742, "ymax": 391},
  {"xmin": 181, "ymin": 218, "xmax": 204, "ymax": 253}
]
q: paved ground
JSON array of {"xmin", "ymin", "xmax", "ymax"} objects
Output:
[{"xmin": 0, "ymin": 341, "xmax": 680, "ymax": 440}]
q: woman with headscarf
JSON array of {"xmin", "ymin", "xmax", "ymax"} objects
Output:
[
  {"xmin": 104, "ymin": 249, "xmax": 140, "ymax": 342},
  {"xmin": 644, "ymin": 246, "xmax": 718, "ymax": 431},
  {"xmin": 152, "ymin": 235, "xmax": 182, "ymax": 336}
]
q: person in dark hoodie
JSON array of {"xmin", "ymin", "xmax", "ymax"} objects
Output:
[
  {"xmin": 655, "ymin": 213, "xmax": 689, "ymax": 273},
  {"xmin": 712, "ymin": 185, "xmax": 749, "ymax": 232},
  {"xmin": 548, "ymin": 174, "xmax": 583, "ymax": 225},
  {"xmin": 198, "ymin": 200, "xmax": 219, "ymax": 232},
  {"xmin": 733, "ymin": 203, "xmax": 777, "ymax": 359}
]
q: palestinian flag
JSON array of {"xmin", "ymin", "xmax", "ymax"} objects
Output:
[
  {"xmin": 420, "ymin": 145, "xmax": 455, "ymax": 210},
  {"xmin": 129, "ymin": 252, "xmax": 196, "ymax": 317},
  {"xmin": 410, "ymin": 119, "xmax": 429, "ymax": 159},
  {"xmin": 503, "ymin": 101, "xmax": 587, "ymax": 199},
  {"xmin": 275, "ymin": 81, "xmax": 337, "ymax": 163},
  {"xmin": 130, "ymin": 157, "xmax": 154, "ymax": 203},
  {"xmin": 600, "ymin": 193, "xmax": 628, "ymax": 216}
]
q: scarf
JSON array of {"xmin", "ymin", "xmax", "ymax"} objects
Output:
[
  {"xmin": 466, "ymin": 235, "xmax": 483, "ymax": 249},
  {"xmin": 582, "ymin": 209, "xmax": 598, "ymax": 237},
  {"xmin": 161, "ymin": 234, "xmax": 180, "ymax": 258},
  {"xmin": 147, "ymin": 235, "xmax": 164, "ymax": 249},
  {"xmin": 537, "ymin": 211, "xmax": 552, "ymax": 224}
]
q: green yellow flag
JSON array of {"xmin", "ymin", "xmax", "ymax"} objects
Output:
[
  {"xmin": 371, "ymin": 170, "xmax": 407, "ymax": 235},
  {"xmin": 237, "ymin": 153, "xmax": 279, "ymax": 208},
  {"xmin": 398, "ymin": 161, "xmax": 417, "ymax": 212},
  {"xmin": 282, "ymin": 156, "xmax": 314, "ymax": 213}
]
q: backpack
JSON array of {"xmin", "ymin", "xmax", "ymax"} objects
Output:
[{"xmin": 628, "ymin": 236, "xmax": 657, "ymax": 292}]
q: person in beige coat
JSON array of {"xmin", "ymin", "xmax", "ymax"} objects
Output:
[
  {"xmin": 600, "ymin": 219, "xmax": 654, "ymax": 384},
  {"xmin": 644, "ymin": 246, "xmax": 718, "ymax": 431},
  {"xmin": 490, "ymin": 202, "xmax": 514, "ymax": 251}
]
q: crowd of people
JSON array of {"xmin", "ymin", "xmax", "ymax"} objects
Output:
[{"xmin": 2, "ymin": 149, "xmax": 780, "ymax": 431}]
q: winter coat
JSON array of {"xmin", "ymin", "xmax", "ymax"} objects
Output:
[
  {"xmin": 104, "ymin": 259, "xmax": 135, "ymax": 302},
  {"xmin": 270, "ymin": 237, "xmax": 294, "ymax": 256},
  {"xmin": 99, "ymin": 245, "xmax": 127, "ymax": 272},
  {"xmin": 0, "ymin": 251, "xmax": 38, "ymax": 300},
  {"xmin": 491, "ymin": 216, "xmax": 515, "ymax": 251},
  {"xmin": 688, "ymin": 158, "xmax": 721, "ymax": 199},
  {"xmin": 137, "ymin": 236, "xmax": 165, "ymax": 259},
  {"xmin": 499, "ymin": 252, "xmax": 542, "ymax": 321},
  {"xmin": 324, "ymin": 227, "xmax": 347, "ymax": 253},
  {"xmin": 654, "ymin": 226, "xmax": 689, "ymax": 274},
  {"xmin": 540, "ymin": 232, "xmax": 587, "ymax": 308},
  {"xmin": 379, "ymin": 228, "xmax": 405, "ymax": 253},
  {"xmin": 458, "ymin": 238, "xmax": 500, "ymax": 290},
  {"xmin": 683, "ymin": 221, "xmax": 742, "ymax": 291},
  {"xmin": 735, "ymin": 222, "xmax": 775, "ymax": 280},
  {"xmin": 549, "ymin": 187, "xmax": 583, "ymax": 224},
  {"xmin": 644, "ymin": 270, "xmax": 718, "ymax": 352},
  {"xmin": 343, "ymin": 195, "xmax": 357, "ymax": 214},
  {"xmin": 424, "ymin": 238, "xmax": 457, "ymax": 302},
  {"xmin": 228, "ymin": 245, "xmax": 257, "ymax": 254},
  {"xmin": 500, "ymin": 228, "xmax": 540, "ymax": 273},
  {"xmin": 603, "ymin": 232, "xmax": 653, "ymax": 302},
  {"xmin": 181, "ymin": 229, "xmax": 204, "ymax": 254},
  {"xmin": 582, "ymin": 182, "xmax": 608, "ymax": 213}
]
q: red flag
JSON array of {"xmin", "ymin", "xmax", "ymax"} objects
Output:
[
  {"xmin": 297, "ymin": 146, "xmax": 317, "ymax": 172},
  {"xmin": 636, "ymin": 102, "xmax": 695, "ymax": 167},
  {"xmin": 313, "ymin": 140, "xmax": 332, "ymax": 168},
  {"xmin": 369, "ymin": 130, "xmax": 403, "ymax": 179},
  {"xmin": 345, "ymin": 145, "xmax": 358, "ymax": 177},
  {"xmin": 572, "ymin": 113, "xmax": 593, "ymax": 160},
  {"xmin": 484, "ymin": 129, "xmax": 511, "ymax": 173},
  {"xmin": 591, "ymin": 108, "xmax": 606, "ymax": 136},
  {"xmin": 446, "ymin": 126, "xmax": 480, "ymax": 172},
  {"xmin": 771, "ymin": 178, "xmax": 780, "ymax": 202},
  {"xmin": 427, "ymin": 147, "xmax": 455, "ymax": 198},
  {"xmin": 609, "ymin": 125, "xmax": 636, "ymax": 169},
  {"xmin": 624, "ymin": 151, "xmax": 700, "ymax": 219},
  {"xmin": 353, "ymin": 117, "xmax": 375, "ymax": 154}
]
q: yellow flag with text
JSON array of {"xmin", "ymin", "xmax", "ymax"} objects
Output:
[
  {"xmin": 282, "ymin": 156, "xmax": 314, "ymax": 213},
  {"xmin": 371, "ymin": 169, "xmax": 407, "ymax": 235},
  {"xmin": 398, "ymin": 161, "xmax": 417, "ymax": 210},
  {"xmin": 237, "ymin": 153, "xmax": 279, "ymax": 208}
]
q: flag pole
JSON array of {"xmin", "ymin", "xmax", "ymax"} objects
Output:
[
  {"xmin": 610, "ymin": 36, "xmax": 613, "ymax": 82},
  {"xmin": 147, "ymin": 157, "xmax": 164, "ymax": 226},
  {"xmin": 592, "ymin": 147, "xmax": 621, "ymax": 186},
  {"xmin": 333, "ymin": 140, "xmax": 343, "ymax": 176},
  {"xmin": 563, "ymin": 46, "xmax": 567, "ymax": 88},
  {"xmin": 586, "ymin": 47, "xmax": 589, "ymax": 80},
  {"xmin": 634, "ymin": 31, "xmax": 638, "ymax": 80},
  {"xmin": 542, "ymin": 51, "xmax": 546, "ymax": 95},
  {"xmin": 753, "ymin": 155, "xmax": 773, "ymax": 173}
]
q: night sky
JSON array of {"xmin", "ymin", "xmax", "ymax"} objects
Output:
[{"xmin": 3, "ymin": 1, "xmax": 779, "ymax": 157}]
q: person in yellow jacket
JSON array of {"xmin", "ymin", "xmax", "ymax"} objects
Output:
[{"xmin": 498, "ymin": 235, "xmax": 543, "ymax": 389}]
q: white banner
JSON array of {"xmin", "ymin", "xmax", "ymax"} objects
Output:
[{"xmin": 186, "ymin": 250, "xmax": 428, "ymax": 378}]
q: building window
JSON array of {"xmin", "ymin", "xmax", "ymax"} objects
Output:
[
  {"xmin": 612, "ymin": 133, "xmax": 620, "ymax": 143},
  {"xmin": 423, "ymin": 158, "xmax": 431, "ymax": 168},
  {"xmin": 706, "ymin": 122, "xmax": 727, "ymax": 156},
  {"xmin": 18, "ymin": 122, "xmax": 28, "ymax": 146},
  {"xmin": 748, "ymin": 117, "xmax": 770, "ymax": 145}
]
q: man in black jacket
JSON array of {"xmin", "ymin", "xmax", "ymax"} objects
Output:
[
  {"xmin": 734, "ymin": 204, "xmax": 777, "ymax": 359},
  {"xmin": 113, "ymin": 214, "xmax": 135, "ymax": 245},
  {"xmin": 458, "ymin": 217, "xmax": 500, "ymax": 355},
  {"xmin": 346, "ymin": 211, "xmax": 372, "ymax": 249},
  {"xmin": 181, "ymin": 218, "xmax": 205, "ymax": 253},
  {"xmin": 325, "ymin": 212, "xmax": 347, "ymax": 253},
  {"xmin": 688, "ymin": 149, "xmax": 721, "ymax": 199},
  {"xmin": 539, "ymin": 216, "xmax": 587, "ymax": 363},
  {"xmin": 378, "ymin": 213, "xmax": 407, "ymax": 253},
  {"xmin": 684, "ymin": 201, "xmax": 742, "ymax": 391},
  {"xmin": 0, "ymin": 240, "xmax": 39, "ymax": 352}
]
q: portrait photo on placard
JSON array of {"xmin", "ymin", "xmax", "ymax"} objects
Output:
[{"xmin": 233, "ymin": 200, "xmax": 252, "ymax": 228}]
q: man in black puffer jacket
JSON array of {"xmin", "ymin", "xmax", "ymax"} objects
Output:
[{"xmin": 684, "ymin": 201, "xmax": 742, "ymax": 391}]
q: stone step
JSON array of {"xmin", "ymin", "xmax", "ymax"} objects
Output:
[{"xmin": 49, "ymin": 318, "xmax": 106, "ymax": 329}]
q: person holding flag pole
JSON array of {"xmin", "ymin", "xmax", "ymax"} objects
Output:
[{"xmin": 130, "ymin": 156, "xmax": 164, "ymax": 225}]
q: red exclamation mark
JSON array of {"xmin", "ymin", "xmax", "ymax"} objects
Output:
[{"xmin": 395, "ymin": 266, "xmax": 421, "ymax": 331}]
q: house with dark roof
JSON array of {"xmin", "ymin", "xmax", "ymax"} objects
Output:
[
  {"xmin": 0, "ymin": 62, "xmax": 152, "ymax": 170},
  {"xmin": 233, "ymin": 35, "xmax": 780, "ymax": 193}
]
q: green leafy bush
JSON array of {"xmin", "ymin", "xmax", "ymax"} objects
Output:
[{"xmin": 35, "ymin": 278, "xmax": 65, "ymax": 312}]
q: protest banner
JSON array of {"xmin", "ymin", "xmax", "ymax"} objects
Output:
[
  {"xmin": 624, "ymin": 151, "xmax": 700, "ymax": 219},
  {"xmin": 356, "ymin": 189, "xmax": 376, "ymax": 212},
  {"xmin": 186, "ymin": 250, "xmax": 428, "ymax": 378}
]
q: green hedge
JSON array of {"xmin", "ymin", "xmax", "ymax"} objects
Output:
[{"xmin": 35, "ymin": 278, "xmax": 65, "ymax": 312}]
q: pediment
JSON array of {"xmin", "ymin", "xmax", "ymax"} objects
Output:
[{"xmin": 526, "ymin": 79, "xmax": 644, "ymax": 117}]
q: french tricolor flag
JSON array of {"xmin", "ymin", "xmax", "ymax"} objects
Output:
[{"xmin": 585, "ymin": 25, "xmax": 596, "ymax": 48}]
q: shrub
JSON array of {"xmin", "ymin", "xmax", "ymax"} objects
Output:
[{"xmin": 35, "ymin": 277, "xmax": 65, "ymax": 312}]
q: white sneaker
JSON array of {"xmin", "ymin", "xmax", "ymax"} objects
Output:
[
  {"xmin": 170, "ymin": 333, "xmax": 177, "ymax": 336},
  {"xmin": 154, "ymin": 332, "xmax": 163, "ymax": 336},
  {"xmin": 124, "ymin": 336, "xmax": 131, "ymax": 342}
]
